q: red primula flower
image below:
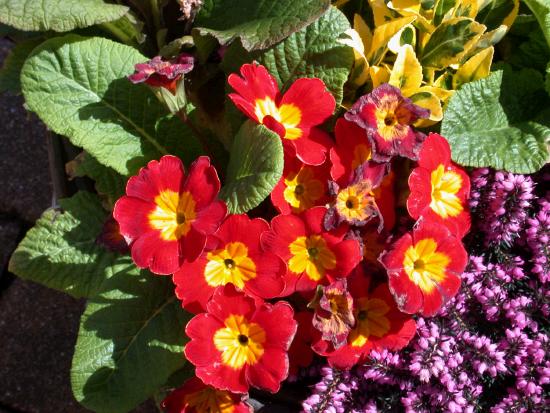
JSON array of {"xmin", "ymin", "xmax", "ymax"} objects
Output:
[
  {"xmin": 380, "ymin": 218, "xmax": 468, "ymax": 316},
  {"xmin": 407, "ymin": 133, "xmax": 471, "ymax": 238},
  {"xmin": 184, "ymin": 285, "xmax": 297, "ymax": 394},
  {"xmin": 113, "ymin": 155, "xmax": 227, "ymax": 275},
  {"xmin": 373, "ymin": 171, "xmax": 397, "ymax": 232},
  {"xmin": 128, "ymin": 53, "xmax": 194, "ymax": 94},
  {"xmin": 271, "ymin": 155, "xmax": 331, "ymax": 214},
  {"xmin": 261, "ymin": 207, "xmax": 362, "ymax": 295},
  {"xmin": 228, "ymin": 63, "xmax": 335, "ymax": 165},
  {"xmin": 313, "ymin": 266, "xmax": 416, "ymax": 370},
  {"xmin": 329, "ymin": 118, "xmax": 372, "ymax": 182},
  {"xmin": 173, "ymin": 214, "xmax": 285, "ymax": 313},
  {"xmin": 288, "ymin": 311, "xmax": 316, "ymax": 377},
  {"xmin": 161, "ymin": 377, "xmax": 252, "ymax": 413},
  {"xmin": 345, "ymin": 83, "xmax": 429, "ymax": 162}
]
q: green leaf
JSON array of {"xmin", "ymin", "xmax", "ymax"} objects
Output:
[
  {"xmin": 476, "ymin": 0, "xmax": 517, "ymax": 32},
  {"xmin": 222, "ymin": 6, "xmax": 353, "ymax": 104},
  {"xmin": 0, "ymin": 0, "xmax": 128, "ymax": 32},
  {"xmin": 420, "ymin": 17, "xmax": 485, "ymax": 69},
  {"xmin": 220, "ymin": 121, "xmax": 283, "ymax": 213},
  {"xmin": 524, "ymin": 0, "xmax": 550, "ymax": 49},
  {"xmin": 71, "ymin": 270, "xmax": 191, "ymax": 413},
  {"xmin": 8, "ymin": 191, "xmax": 125, "ymax": 298},
  {"xmin": 441, "ymin": 68, "xmax": 550, "ymax": 173},
  {"xmin": 194, "ymin": 0, "xmax": 330, "ymax": 51},
  {"xmin": 21, "ymin": 35, "xmax": 202, "ymax": 175},
  {"xmin": 0, "ymin": 38, "xmax": 43, "ymax": 93},
  {"xmin": 67, "ymin": 152, "xmax": 127, "ymax": 206},
  {"xmin": 433, "ymin": 0, "xmax": 456, "ymax": 26}
]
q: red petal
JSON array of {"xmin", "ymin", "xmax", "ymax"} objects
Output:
[
  {"xmin": 246, "ymin": 252, "xmax": 285, "ymax": 299},
  {"xmin": 252, "ymin": 301, "xmax": 297, "ymax": 349},
  {"xmin": 131, "ymin": 231, "xmax": 181, "ymax": 275},
  {"xmin": 213, "ymin": 214, "xmax": 268, "ymax": 252},
  {"xmin": 113, "ymin": 196, "xmax": 155, "ymax": 240},
  {"xmin": 192, "ymin": 200, "xmax": 227, "ymax": 235},
  {"xmin": 184, "ymin": 156, "xmax": 222, "ymax": 209},
  {"xmin": 379, "ymin": 232, "xmax": 413, "ymax": 271},
  {"xmin": 407, "ymin": 168, "xmax": 432, "ymax": 219},
  {"xmin": 184, "ymin": 313, "xmax": 223, "ymax": 365},
  {"xmin": 245, "ymin": 347, "xmax": 289, "ymax": 393},
  {"xmin": 126, "ymin": 155, "xmax": 185, "ymax": 201},
  {"xmin": 420, "ymin": 286, "xmax": 443, "ymax": 316},
  {"xmin": 331, "ymin": 239, "xmax": 362, "ymax": 277},
  {"xmin": 270, "ymin": 176, "xmax": 292, "ymax": 215},
  {"xmin": 178, "ymin": 226, "xmax": 207, "ymax": 263},
  {"xmin": 279, "ymin": 78, "xmax": 335, "ymax": 128},
  {"xmin": 173, "ymin": 256, "xmax": 212, "ymax": 313},
  {"xmin": 196, "ymin": 363, "xmax": 248, "ymax": 394},
  {"xmin": 261, "ymin": 213, "xmax": 306, "ymax": 260},
  {"xmin": 292, "ymin": 128, "xmax": 332, "ymax": 166},
  {"xmin": 418, "ymin": 133, "xmax": 451, "ymax": 170},
  {"xmin": 387, "ymin": 270, "xmax": 423, "ymax": 314},
  {"xmin": 206, "ymin": 284, "xmax": 257, "ymax": 322}
]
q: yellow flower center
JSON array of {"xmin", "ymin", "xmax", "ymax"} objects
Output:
[
  {"xmin": 374, "ymin": 95, "xmax": 411, "ymax": 142},
  {"xmin": 430, "ymin": 164, "xmax": 463, "ymax": 218},
  {"xmin": 336, "ymin": 183, "xmax": 376, "ymax": 222},
  {"xmin": 288, "ymin": 235, "xmax": 336, "ymax": 281},
  {"xmin": 183, "ymin": 387, "xmax": 236, "ymax": 413},
  {"xmin": 213, "ymin": 314, "xmax": 266, "ymax": 369},
  {"xmin": 254, "ymin": 97, "xmax": 302, "ymax": 140},
  {"xmin": 148, "ymin": 190, "xmax": 196, "ymax": 241},
  {"xmin": 348, "ymin": 297, "xmax": 390, "ymax": 347},
  {"xmin": 351, "ymin": 144, "xmax": 372, "ymax": 169},
  {"xmin": 403, "ymin": 238, "xmax": 449, "ymax": 292},
  {"xmin": 283, "ymin": 167, "xmax": 324, "ymax": 212},
  {"xmin": 204, "ymin": 242, "xmax": 257, "ymax": 289}
]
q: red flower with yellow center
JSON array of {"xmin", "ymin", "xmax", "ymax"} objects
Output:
[
  {"xmin": 345, "ymin": 83, "xmax": 429, "ymax": 161},
  {"xmin": 313, "ymin": 267, "xmax": 416, "ymax": 370},
  {"xmin": 161, "ymin": 377, "xmax": 252, "ymax": 413},
  {"xmin": 408, "ymin": 133, "xmax": 471, "ymax": 238},
  {"xmin": 271, "ymin": 155, "xmax": 330, "ymax": 214},
  {"xmin": 380, "ymin": 218, "xmax": 467, "ymax": 316},
  {"xmin": 173, "ymin": 214, "xmax": 285, "ymax": 313},
  {"xmin": 329, "ymin": 118, "xmax": 372, "ymax": 182},
  {"xmin": 228, "ymin": 63, "xmax": 335, "ymax": 165},
  {"xmin": 113, "ymin": 156, "xmax": 226, "ymax": 275},
  {"xmin": 184, "ymin": 285, "xmax": 297, "ymax": 394},
  {"xmin": 261, "ymin": 207, "xmax": 362, "ymax": 295}
]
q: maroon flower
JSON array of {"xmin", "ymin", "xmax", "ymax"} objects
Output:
[{"xmin": 128, "ymin": 53, "xmax": 194, "ymax": 94}]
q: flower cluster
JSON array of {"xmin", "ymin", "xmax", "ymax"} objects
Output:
[
  {"xmin": 115, "ymin": 62, "xmax": 473, "ymax": 411},
  {"xmin": 302, "ymin": 166, "xmax": 550, "ymax": 413}
]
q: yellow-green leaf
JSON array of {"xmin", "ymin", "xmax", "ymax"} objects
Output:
[
  {"xmin": 370, "ymin": 65, "xmax": 391, "ymax": 88},
  {"xmin": 368, "ymin": 0, "xmax": 395, "ymax": 27},
  {"xmin": 420, "ymin": 17, "xmax": 486, "ymax": 69},
  {"xmin": 368, "ymin": 16, "xmax": 417, "ymax": 65},
  {"xmin": 476, "ymin": 0, "xmax": 519, "ymax": 31},
  {"xmin": 410, "ymin": 89, "xmax": 443, "ymax": 124},
  {"xmin": 389, "ymin": 44, "xmax": 423, "ymax": 95},
  {"xmin": 453, "ymin": 46, "xmax": 494, "ymax": 89}
]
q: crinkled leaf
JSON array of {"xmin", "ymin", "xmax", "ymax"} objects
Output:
[
  {"xmin": 220, "ymin": 121, "xmax": 283, "ymax": 214},
  {"xmin": 8, "ymin": 191, "xmax": 124, "ymax": 298},
  {"xmin": 441, "ymin": 68, "xmax": 550, "ymax": 173},
  {"xmin": 67, "ymin": 152, "xmax": 127, "ymax": 206},
  {"xmin": 0, "ymin": 0, "xmax": 128, "ymax": 32},
  {"xmin": 524, "ymin": 0, "xmax": 550, "ymax": 49},
  {"xmin": 194, "ymin": 0, "xmax": 330, "ymax": 51},
  {"xmin": 0, "ymin": 37, "xmax": 43, "ymax": 93},
  {"xmin": 71, "ymin": 270, "xmax": 192, "ymax": 413},
  {"xmin": 420, "ymin": 17, "xmax": 485, "ymax": 69},
  {"xmin": 21, "ymin": 35, "xmax": 201, "ymax": 175},
  {"xmin": 222, "ymin": 7, "xmax": 353, "ymax": 104}
]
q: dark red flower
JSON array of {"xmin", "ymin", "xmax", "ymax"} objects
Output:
[
  {"xmin": 96, "ymin": 215, "xmax": 129, "ymax": 254},
  {"xmin": 345, "ymin": 83, "xmax": 429, "ymax": 161},
  {"xmin": 128, "ymin": 53, "xmax": 194, "ymax": 94}
]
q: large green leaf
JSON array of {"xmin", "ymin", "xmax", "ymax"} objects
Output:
[
  {"xmin": 222, "ymin": 6, "xmax": 353, "ymax": 104},
  {"xmin": 194, "ymin": 0, "xmax": 330, "ymax": 51},
  {"xmin": 0, "ymin": 0, "xmax": 128, "ymax": 32},
  {"xmin": 441, "ymin": 68, "xmax": 550, "ymax": 173},
  {"xmin": 220, "ymin": 121, "xmax": 283, "ymax": 213},
  {"xmin": 21, "ymin": 35, "xmax": 201, "ymax": 175},
  {"xmin": 524, "ymin": 0, "xmax": 550, "ymax": 49},
  {"xmin": 8, "ymin": 191, "xmax": 126, "ymax": 298},
  {"xmin": 71, "ymin": 270, "xmax": 191, "ymax": 413},
  {"xmin": 0, "ymin": 38, "xmax": 43, "ymax": 93}
]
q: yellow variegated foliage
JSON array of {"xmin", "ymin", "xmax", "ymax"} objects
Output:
[{"xmin": 338, "ymin": 0, "xmax": 518, "ymax": 127}]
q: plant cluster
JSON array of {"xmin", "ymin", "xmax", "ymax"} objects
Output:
[{"xmin": 1, "ymin": 0, "xmax": 549, "ymax": 412}]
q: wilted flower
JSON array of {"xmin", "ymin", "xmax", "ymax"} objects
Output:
[{"xmin": 128, "ymin": 54, "xmax": 194, "ymax": 94}]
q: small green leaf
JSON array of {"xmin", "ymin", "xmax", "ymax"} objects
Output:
[
  {"xmin": 222, "ymin": 6, "xmax": 353, "ymax": 104},
  {"xmin": 220, "ymin": 121, "xmax": 283, "ymax": 213},
  {"xmin": 8, "ymin": 191, "xmax": 123, "ymax": 298},
  {"xmin": 21, "ymin": 35, "xmax": 201, "ymax": 175},
  {"xmin": 71, "ymin": 270, "xmax": 191, "ymax": 413},
  {"xmin": 524, "ymin": 0, "xmax": 550, "ymax": 49},
  {"xmin": 0, "ymin": 38, "xmax": 43, "ymax": 93},
  {"xmin": 195, "ymin": 0, "xmax": 330, "ymax": 51},
  {"xmin": 0, "ymin": 0, "xmax": 128, "ymax": 32},
  {"xmin": 420, "ymin": 17, "xmax": 485, "ymax": 69},
  {"xmin": 441, "ymin": 68, "xmax": 550, "ymax": 173}
]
